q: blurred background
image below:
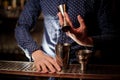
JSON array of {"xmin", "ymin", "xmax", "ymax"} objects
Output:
[
  {"xmin": 0, "ymin": 0, "xmax": 119, "ymax": 80},
  {"xmin": 0, "ymin": 0, "xmax": 119, "ymax": 61},
  {"xmin": 0, "ymin": 0, "xmax": 44, "ymax": 61}
]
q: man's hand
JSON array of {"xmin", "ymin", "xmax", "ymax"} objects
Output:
[
  {"xmin": 32, "ymin": 50, "xmax": 61, "ymax": 73},
  {"xmin": 57, "ymin": 12, "xmax": 93, "ymax": 47}
]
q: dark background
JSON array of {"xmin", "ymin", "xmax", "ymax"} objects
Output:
[
  {"xmin": 0, "ymin": 0, "xmax": 120, "ymax": 80},
  {"xmin": 0, "ymin": 0, "xmax": 120, "ymax": 62}
]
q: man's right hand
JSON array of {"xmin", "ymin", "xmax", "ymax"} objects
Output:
[{"xmin": 32, "ymin": 50, "xmax": 61, "ymax": 73}]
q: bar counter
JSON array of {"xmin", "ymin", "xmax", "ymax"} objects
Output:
[{"xmin": 0, "ymin": 60, "xmax": 120, "ymax": 79}]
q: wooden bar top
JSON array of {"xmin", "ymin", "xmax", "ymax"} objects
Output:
[{"xmin": 0, "ymin": 60, "xmax": 120, "ymax": 79}]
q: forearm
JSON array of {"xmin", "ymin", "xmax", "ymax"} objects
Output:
[
  {"xmin": 15, "ymin": 25, "xmax": 40, "ymax": 54},
  {"xmin": 15, "ymin": 0, "xmax": 41, "ymax": 54}
]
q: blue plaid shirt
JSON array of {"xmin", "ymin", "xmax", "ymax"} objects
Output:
[{"xmin": 15, "ymin": 0, "xmax": 116, "ymax": 62}]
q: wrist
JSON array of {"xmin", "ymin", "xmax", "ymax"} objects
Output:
[{"xmin": 82, "ymin": 37, "xmax": 93, "ymax": 47}]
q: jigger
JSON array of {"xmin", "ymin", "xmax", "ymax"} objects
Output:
[
  {"xmin": 58, "ymin": 4, "xmax": 70, "ymax": 32},
  {"xmin": 76, "ymin": 49, "xmax": 92, "ymax": 71},
  {"xmin": 55, "ymin": 43, "xmax": 70, "ymax": 71}
]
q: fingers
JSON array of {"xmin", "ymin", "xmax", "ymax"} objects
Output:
[
  {"xmin": 46, "ymin": 56, "xmax": 61, "ymax": 72},
  {"xmin": 55, "ymin": 55, "xmax": 63, "ymax": 67},
  {"xmin": 57, "ymin": 12, "xmax": 85, "ymax": 30},
  {"xmin": 57, "ymin": 12, "xmax": 73, "ymax": 28},
  {"xmin": 40, "ymin": 60, "xmax": 56, "ymax": 73},
  {"xmin": 57, "ymin": 12, "xmax": 64, "ymax": 26},
  {"xmin": 77, "ymin": 15, "xmax": 84, "ymax": 25},
  {"xmin": 64, "ymin": 12, "xmax": 73, "ymax": 27},
  {"xmin": 32, "ymin": 50, "xmax": 61, "ymax": 73},
  {"xmin": 77, "ymin": 15, "xmax": 86, "ymax": 30},
  {"xmin": 34, "ymin": 55, "xmax": 61, "ymax": 73}
]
